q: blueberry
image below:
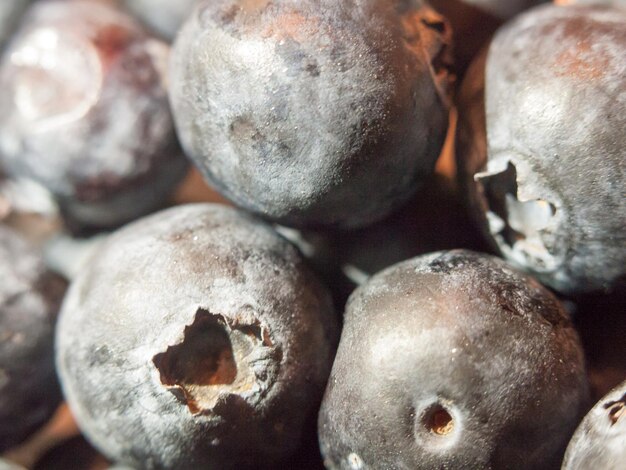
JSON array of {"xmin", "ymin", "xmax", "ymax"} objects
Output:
[
  {"xmin": 318, "ymin": 250, "xmax": 588, "ymax": 469},
  {"xmin": 0, "ymin": 0, "xmax": 188, "ymax": 230},
  {"xmin": 56, "ymin": 204, "xmax": 338, "ymax": 468},
  {"xmin": 0, "ymin": 225, "xmax": 66, "ymax": 451},
  {"xmin": 562, "ymin": 380, "xmax": 626, "ymax": 470},
  {"xmin": 169, "ymin": 0, "xmax": 453, "ymax": 228},
  {"xmin": 121, "ymin": 0, "xmax": 199, "ymax": 40},
  {"xmin": 457, "ymin": 4, "xmax": 626, "ymax": 294}
]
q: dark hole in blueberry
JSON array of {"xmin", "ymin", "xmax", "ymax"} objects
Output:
[
  {"xmin": 153, "ymin": 311, "xmax": 237, "ymax": 389},
  {"xmin": 478, "ymin": 161, "xmax": 556, "ymax": 251},
  {"xmin": 422, "ymin": 404, "xmax": 454, "ymax": 436}
]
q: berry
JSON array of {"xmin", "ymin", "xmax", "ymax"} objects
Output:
[
  {"xmin": 457, "ymin": 4, "xmax": 626, "ymax": 294},
  {"xmin": 56, "ymin": 204, "xmax": 338, "ymax": 468},
  {"xmin": 319, "ymin": 250, "xmax": 588, "ymax": 469},
  {"xmin": 169, "ymin": 0, "xmax": 453, "ymax": 228},
  {"xmin": 562, "ymin": 380, "xmax": 626, "ymax": 470},
  {"xmin": 0, "ymin": 225, "xmax": 66, "ymax": 451},
  {"xmin": 0, "ymin": 0, "xmax": 187, "ymax": 230}
]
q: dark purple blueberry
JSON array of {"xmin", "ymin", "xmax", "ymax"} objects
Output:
[
  {"xmin": 319, "ymin": 250, "xmax": 588, "ymax": 469},
  {"xmin": 0, "ymin": 0, "xmax": 188, "ymax": 230},
  {"xmin": 169, "ymin": 0, "xmax": 453, "ymax": 229},
  {"xmin": 457, "ymin": 5, "xmax": 626, "ymax": 294},
  {"xmin": 0, "ymin": 225, "xmax": 66, "ymax": 451},
  {"xmin": 121, "ymin": 0, "xmax": 198, "ymax": 40},
  {"xmin": 562, "ymin": 380, "xmax": 626, "ymax": 470},
  {"xmin": 56, "ymin": 204, "xmax": 338, "ymax": 469}
]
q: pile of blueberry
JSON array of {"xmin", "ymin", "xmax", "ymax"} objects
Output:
[{"xmin": 0, "ymin": 0, "xmax": 624, "ymax": 469}]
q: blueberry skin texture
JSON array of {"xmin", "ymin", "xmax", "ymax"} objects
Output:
[
  {"xmin": 319, "ymin": 250, "xmax": 588, "ymax": 470},
  {"xmin": 170, "ymin": 0, "xmax": 453, "ymax": 229},
  {"xmin": 0, "ymin": 226, "xmax": 66, "ymax": 451},
  {"xmin": 562, "ymin": 380, "xmax": 626, "ymax": 470},
  {"xmin": 0, "ymin": 0, "xmax": 188, "ymax": 230},
  {"xmin": 56, "ymin": 204, "xmax": 338, "ymax": 469},
  {"xmin": 457, "ymin": 5, "xmax": 626, "ymax": 295}
]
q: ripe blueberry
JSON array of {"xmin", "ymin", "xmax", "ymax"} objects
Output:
[
  {"xmin": 457, "ymin": 4, "xmax": 626, "ymax": 294},
  {"xmin": 562, "ymin": 380, "xmax": 626, "ymax": 470},
  {"xmin": 169, "ymin": 0, "xmax": 453, "ymax": 228},
  {"xmin": 0, "ymin": 225, "xmax": 66, "ymax": 451},
  {"xmin": 0, "ymin": 0, "xmax": 187, "ymax": 230},
  {"xmin": 319, "ymin": 250, "xmax": 588, "ymax": 469},
  {"xmin": 56, "ymin": 204, "xmax": 338, "ymax": 469}
]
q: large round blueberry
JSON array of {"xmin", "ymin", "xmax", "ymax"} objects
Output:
[
  {"xmin": 0, "ymin": 225, "xmax": 66, "ymax": 451},
  {"xmin": 169, "ymin": 0, "xmax": 453, "ymax": 228},
  {"xmin": 562, "ymin": 380, "xmax": 626, "ymax": 470},
  {"xmin": 457, "ymin": 4, "xmax": 626, "ymax": 294},
  {"xmin": 319, "ymin": 250, "xmax": 588, "ymax": 469},
  {"xmin": 56, "ymin": 204, "xmax": 338, "ymax": 469},
  {"xmin": 0, "ymin": 0, "xmax": 188, "ymax": 230}
]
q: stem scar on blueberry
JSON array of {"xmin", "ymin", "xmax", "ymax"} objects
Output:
[
  {"xmin": 475, "ymin": 161, "xmax": 556, "ymax": 267},
  {"xmin": 152, "ymin": 309, "xmax": 276, "ymax": 414},
  {"xmin": 422, "ymin": 403, "xmax": 455, "ymax": 436}
]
